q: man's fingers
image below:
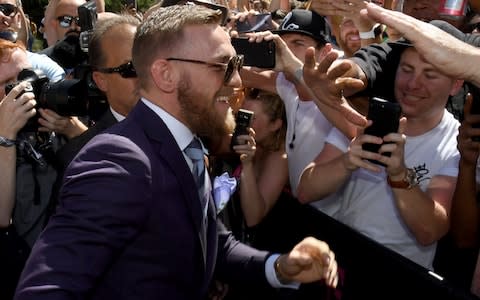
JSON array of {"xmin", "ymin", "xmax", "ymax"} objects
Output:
[
  {"xmin": 326, "ymin": 60, "xmax": 354, "ymax": 80},
  {"xmin": 317, "ymin": 51, "xmax": 339, "ymax": 74},
  {"xmin": 304, "ymin": 47, "xmax": 317, "ymax": 70},
  {"xmin": 335, "ymin": 77, "xmax": 365, "ymax": 93}
]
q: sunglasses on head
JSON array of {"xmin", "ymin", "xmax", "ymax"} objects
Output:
[
  {"xmin": 56, "ymin": 15, "xmax": 80, "ymax": 28},
  {"xmin": 166, "ymin": 55, "xmax": 244, "ymax": 84},
  {"xmin": 0, "ymin": 3, "xmax": 17, "ymax": 17},
  {"xmin": 96, "ymin": 61, "xmax": 137, "ymax": 78}
]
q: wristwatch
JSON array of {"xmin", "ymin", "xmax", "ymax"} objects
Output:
[
  {"xmin": 0, "ymin": 136, "xmax": 16, "ymax": 147},
  {"xmin": 359, "ymin": 23, "xmax": 382, "ymax": 39},
  {"xmin": 387, "ymin": 168, "xmax": 417, "ymax": 189}
]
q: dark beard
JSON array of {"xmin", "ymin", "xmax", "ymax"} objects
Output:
[{"xmin": 177, "ymin": 76, "xmax": 230, "ymax": 140}]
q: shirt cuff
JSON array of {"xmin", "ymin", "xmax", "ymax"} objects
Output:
[{"xmin": 265, "ymin": 254, "xmax": 301, "ymax": 289}]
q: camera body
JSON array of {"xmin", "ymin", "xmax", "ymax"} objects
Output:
[
  {"xmin": 5, "ymin": 68, "xmax": 108, "ymax": 132},
  {"xmin": 230, "ymin": 109, "xmax": 254, "ymax": 151}
]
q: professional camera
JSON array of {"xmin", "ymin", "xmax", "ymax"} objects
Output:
[{"xmin": 5, "ymin": 68, "xmax": 108, "ymax": 132}]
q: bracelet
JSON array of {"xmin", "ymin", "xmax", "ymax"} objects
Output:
[{"xmin": 0, "ymin": 136, "xmax": 16, "ymax": 147}]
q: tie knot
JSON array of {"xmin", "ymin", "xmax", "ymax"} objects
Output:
[{"xmin": 185, "ymin": 137, "xmax": 204, "ymax": 162}]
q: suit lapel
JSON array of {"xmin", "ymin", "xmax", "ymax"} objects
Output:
[{"xmin": 130, "ymin": 102, "xmax": 209, "ymax": 266}]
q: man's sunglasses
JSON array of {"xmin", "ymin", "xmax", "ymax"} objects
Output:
[
  {"xmin": 166, "ymin": 55, "xmax": 244, "ymax": 84},
  {"xmin": 0, "ymin": 3, "xmax": 17, "ymax": 17},
  {"xmin": 96, "ymin": 61, "xmax": 137, "ymax": 78},
  {"xmin": 56, "ymin": 15, "xmax": 80, "ymax": 28}
]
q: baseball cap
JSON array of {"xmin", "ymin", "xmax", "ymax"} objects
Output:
[
  {"xmin": 273, "ymin": 9, "xmax": 331, "ymax": 45},
  {"xmin": 391, "ymin": 19, "xmax": 466, "ymax": 48}
]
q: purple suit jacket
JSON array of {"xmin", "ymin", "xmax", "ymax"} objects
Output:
[{"xmin": 15, "ymin": 101, "xmax": 270, "ymax": 300}]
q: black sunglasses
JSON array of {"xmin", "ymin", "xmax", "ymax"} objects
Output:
[
  {"xmin": 0, "ymin": 3, "xmax": 17, "ymax": 17},
  {"xmin": 166, "ymin": 55, "xmax": 244, "ymax": 84},
  {"xmin": 56, "ymin": 15, "xmax": 80, "ymax": 28},
  {"xmin": 96, "ymin": 61, "xmax": 137, "ymax": 78}
]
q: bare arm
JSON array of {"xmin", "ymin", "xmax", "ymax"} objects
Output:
[
  {"xmin": 0, "ymin": 83, "xmax": 36, "ymax": 227},
  {"xmin": 365, "ymin": 3, "xmax": 480, "ymax": 86},
  {"xmin": 450, "ymin": 97, "xmax": 480, "ymax": 247},
  {"xmin": 297, "ymin": 143, "xmax": 352, "ymax": 203},
  {"xmin": 234, "ymin": 133, "xmax": 289, "ymax": 227},
  {"xmin": 380, "ymin": 119, "xmax": 452, "ymax": 245}
]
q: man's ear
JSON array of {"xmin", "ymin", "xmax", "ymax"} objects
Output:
[
  {"xmin": 151, "ymin": 59, "xmax": 176, "ymax": 93},
  {"xmin": 92, "ymin": 71, "xmax": 108, "ymax": 92}
]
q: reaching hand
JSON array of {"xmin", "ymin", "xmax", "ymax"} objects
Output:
[
  {"xmin": 276, "ymin": 237, "xmax": 338, "ymax": 287},
  {"xmin": 303, "ymin": 47, "xmax": 367, "ymax": 127},
  {"xmin": 364, "ymin": 3, "xmax": 479, "ymax": 85}
]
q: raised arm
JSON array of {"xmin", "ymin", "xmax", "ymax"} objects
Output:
[{"xmin": 364, "ymin": 3, "xmax": 480, "ymax": 86}]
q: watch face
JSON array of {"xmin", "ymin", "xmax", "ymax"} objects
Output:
[{"xmin": 406, "ymin": 168, "xmax": 417, "ymax": 186}]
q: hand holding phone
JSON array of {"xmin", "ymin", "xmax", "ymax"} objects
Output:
[
  {"xmin": 231, "ymin": 37, "xmax": 275, "ymax": 69},
  {"xmin": 362, "ymin": 97, "xmax": 402, "ymax": 164},
  {"xmin": 230, "ymin": 109, "xmax": 254, "ymax": 151}
]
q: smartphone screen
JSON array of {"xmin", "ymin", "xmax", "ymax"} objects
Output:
[
  {"xmin": 230, "ymin": 109, "xmax": 254, "ymax": 151},
  {"xmin": 362, "ymin": 97, "xmax": 402, "ymax": 163},
  {"xmin": 231, "ymin": 37, "xmax": 275, "ymax": 68}
]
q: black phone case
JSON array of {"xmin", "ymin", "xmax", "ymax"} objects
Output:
[
  {"xmin": 362, "ymin": 97, "xmax": 402, "ymax": 162},
  {"xmin": 230, "ymin": 109, "xmax": 254, "ymax": 151},
  {"xmin": 231, "ymin": 38, "xmax": 275, "ymax": 69}
]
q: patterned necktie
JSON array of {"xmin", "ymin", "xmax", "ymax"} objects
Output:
[{"xmin": 184, "ymin": 137, "xmax": 208, "ymax": 217}]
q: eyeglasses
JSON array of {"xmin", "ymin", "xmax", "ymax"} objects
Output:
[
  {"xmin": 0, "ymin": 3, "xmax": 17, "ymax": 17},
  {"xmin": 56, "ymin": 15, "xmax": 80, "ymax": 28},
  {"xmin": 166, "ymin": 55, "xmax": 243, "ymax": 84},
  {"xmin": 96, "ymin": 61, "xmax": 137, "ymax": 78}
]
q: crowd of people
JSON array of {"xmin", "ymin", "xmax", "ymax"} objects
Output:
[{"xmin": 2, "ymin": 0, "xmax": 480, "ymax": 299}]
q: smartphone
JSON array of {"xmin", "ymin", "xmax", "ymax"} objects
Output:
[
  {"xmin": 231, "ymin": 37, "xmax": 275, "ymax": 68},
  {"xmin": 235, "ymin": 13, "xmax": 274, "ymax": 33},
  {"xmin": 230, "ymin": 109, "xmax": 254, "ymax": 151},
  {"xmin": 362, "ymin": 97, "xmax": 402, "ymax": 162}
]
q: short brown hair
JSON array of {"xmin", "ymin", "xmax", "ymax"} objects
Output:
[
  {"xmin": 89, "ymin": 14, "xmax": 140, "ymax": 68},
  {"xmin": 132, "ymin": 5, "xmax": 222, "ymax": 90}
]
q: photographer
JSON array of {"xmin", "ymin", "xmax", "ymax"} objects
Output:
[
  {"xmin": 0, "ymin": 39, "xmax": 86, "ymax": 299},
  {"xmin": 55, "ymin": 13, "xmax": 140, "ymax": 172},
  {"xmin": 0, "ymin": 0, "xmax": 65, "ymax": 81}
]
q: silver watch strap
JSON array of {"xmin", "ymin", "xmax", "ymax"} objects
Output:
[{"xmin": 0, "ymin": 136, "xmax": 17, "ymax": 147}]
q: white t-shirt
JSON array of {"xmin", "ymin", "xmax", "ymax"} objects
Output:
[
  {"xmin": 276, "ymin": 73, "xmax": 340, "ymax": 216},
  {"xmin": 326, "ymin": 110, "xmax": 460, "ymax": 270}
]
